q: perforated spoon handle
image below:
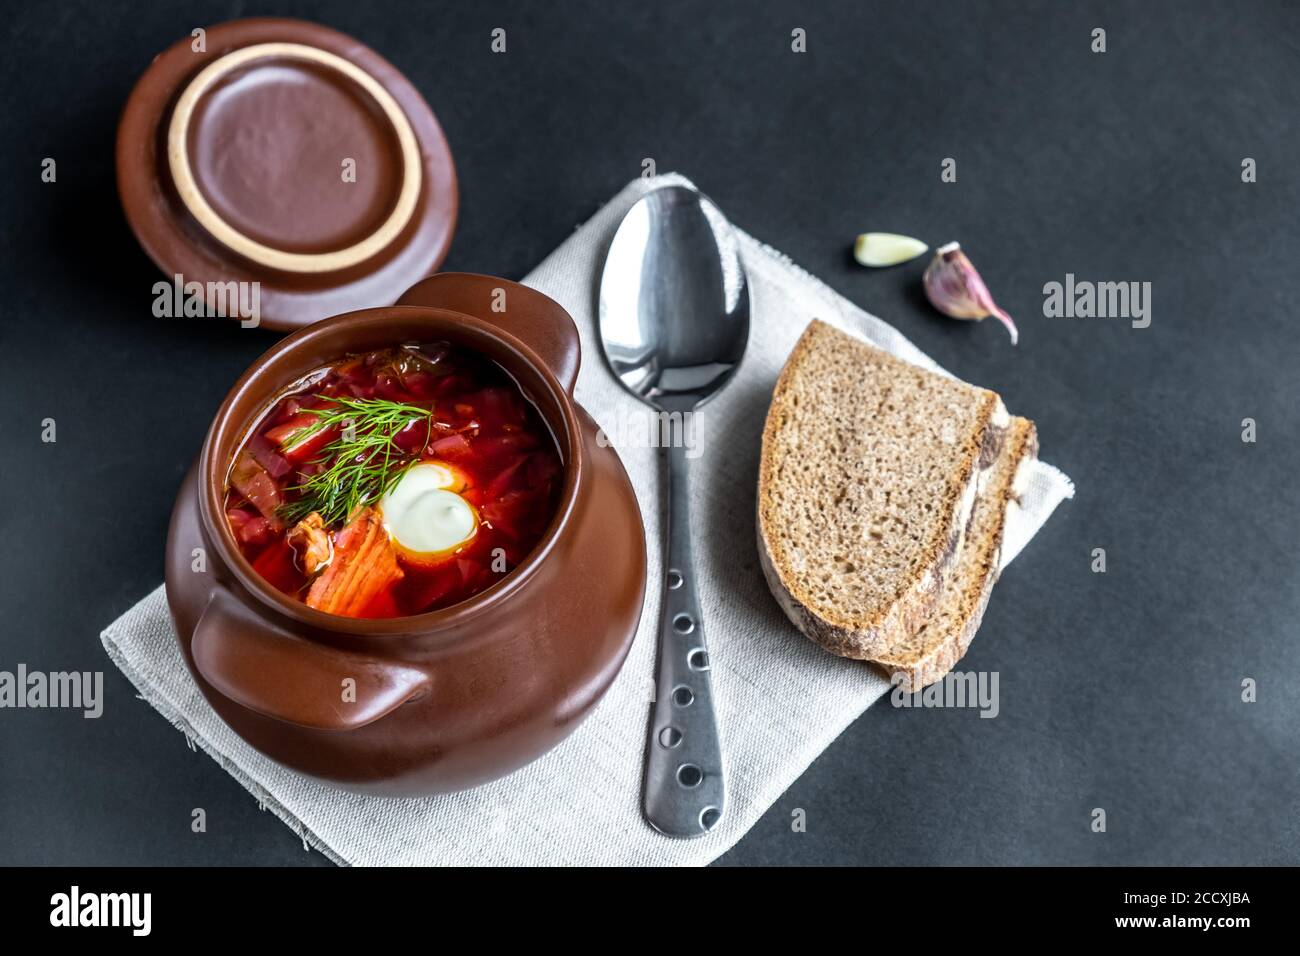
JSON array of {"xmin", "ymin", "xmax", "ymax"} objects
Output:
[{"xmin": 642, "ymin": 440, "xmax": 726, "ymax": 838}]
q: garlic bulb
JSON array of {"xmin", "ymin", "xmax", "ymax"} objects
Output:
[
  {"xmin": 853, "ymin": 232, "xmax": 928, "ymax": 267},
  {"xmin": 922, "ymin": 242, "xmax": 1019, "ymax": 345}
]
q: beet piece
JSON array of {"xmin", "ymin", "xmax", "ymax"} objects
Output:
[
  {"xmin": 429, "ymin": 433, "xmax": 472, "ymax": 458},
  {"xmin": 484, "ymin": 456, "xmax": 528, "ymax": 500},
  {"xmin": 392, "ymin": 417, "xmax": 436, "ymax": 455},
  {"xmin": 247, "ymin": 433, "xmax": 293, "ymax": 479},
  {"xmin": 228, "ymin": 510, "xmax": 273, "ymax": 547},
  {"xmin": 229, "ymin": 451, "xmax": 284, "ymax": 524}
]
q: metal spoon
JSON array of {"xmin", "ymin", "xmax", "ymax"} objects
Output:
[{"xmin": 598, "ymin": 184, "xmax": 750, "ymax": 838}]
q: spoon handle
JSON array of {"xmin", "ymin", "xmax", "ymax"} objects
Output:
[{"xmin": 642, "ymin": 439, "xmax": 726, "ymax": 837}]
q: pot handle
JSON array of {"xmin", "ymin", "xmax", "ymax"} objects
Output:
[
  {"xmin": 396, "ymin": 273, "xmax": 581, "ymax": 392},
  {"xmin": 191, "ymin": 586, "xmax": 430, "ymax": 732}
]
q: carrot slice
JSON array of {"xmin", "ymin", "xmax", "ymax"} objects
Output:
[{"xmin": 304, "ymin": 509, "xmax": 403, "ymax": 617}]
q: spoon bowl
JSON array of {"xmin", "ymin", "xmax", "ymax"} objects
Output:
[{"xmin": 600, "ymin": 185, "xmax": 750, "ymax": 410}]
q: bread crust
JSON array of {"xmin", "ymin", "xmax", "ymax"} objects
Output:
[
  {"xmin": 871, "ymin": 419, "xmax": 1039, "ymax": 690},
  {"xmin": 756, "ymin": 321, "xmax": 1007, "ymax": 660}
]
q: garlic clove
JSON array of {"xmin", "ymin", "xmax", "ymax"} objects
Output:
[
  {"xmin": 853, "ymin": 232, "xmax": 929, "ymax": 267},
  {"xmin": 922, "ymin": 242, "xmax": 1019, "ymax": 345}
]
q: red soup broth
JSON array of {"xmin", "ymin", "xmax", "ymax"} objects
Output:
[{"xmin": 223, "ymin": 343, "xmax": 564, "ymax": 618}]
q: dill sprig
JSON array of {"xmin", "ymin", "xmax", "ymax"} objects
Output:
[{"xmin": 278, "ymin": 396, "xmax": 435, "ymax": 527}]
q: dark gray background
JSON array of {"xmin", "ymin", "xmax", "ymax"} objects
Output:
[{"xmin": 2, "ymin": 0, "xmax": 1297, "ymax": 866}]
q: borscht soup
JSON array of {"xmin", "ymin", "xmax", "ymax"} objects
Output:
[{"xmin": 223, "ymin": 342, "xmax": 564, "ymax": 618}]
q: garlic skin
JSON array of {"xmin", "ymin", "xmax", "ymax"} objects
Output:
[
  {"xmin": 853, "ymin": 232, "xmax": 928, "ymax": 267},
  {"xmin": 922, "ymin": 242, "xmax": 1019, "ymax": 345}
]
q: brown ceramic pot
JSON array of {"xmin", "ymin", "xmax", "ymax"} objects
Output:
[{"xmin": 165, "ymin": 274, "xmax": 646, "ymax": 796}]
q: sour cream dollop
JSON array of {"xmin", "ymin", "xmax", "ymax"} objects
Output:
[{"xmin": 380, "ymin": 462, "xmax": 477, "ymax": 556}]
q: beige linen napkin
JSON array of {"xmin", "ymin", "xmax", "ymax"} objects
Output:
[{"xmin": 101, "ymin": 173, "xmax": 1074, "ymax": 866}]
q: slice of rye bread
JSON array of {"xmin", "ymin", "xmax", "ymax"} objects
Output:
[
  {"xmin": 757, "ymin": 320, "xmax": 1008, "ymax": 659},
  {"xmin": 869, "ymin": 416, "xmax": 1038, "ymax": 691}
]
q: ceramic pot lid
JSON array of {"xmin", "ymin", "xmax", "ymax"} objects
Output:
[{"xmin": 117, "ymin": 18, "xmax": 458, "ymax": 331}]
